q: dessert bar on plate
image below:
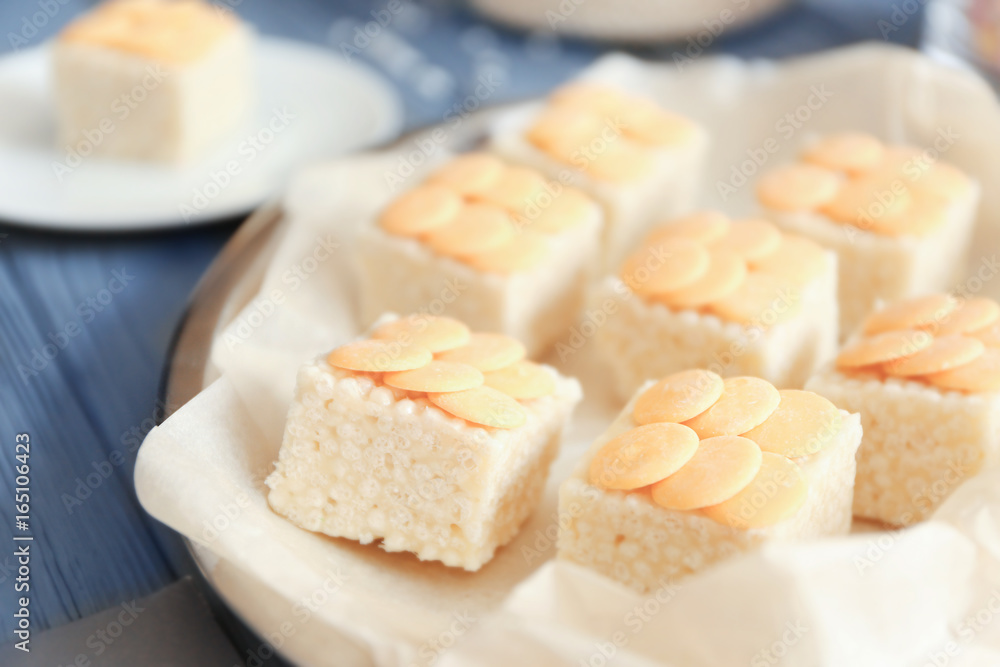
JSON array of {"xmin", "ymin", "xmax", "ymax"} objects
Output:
[
  {"xmin": 757, "ymin": 132, "xmax": 980, "ymax": 334},
  {"xmin": 53, "ymin": 0, "xmax": 253, "ymax": 162},
  {"xmin": 357, "ymin": 152, "xmax": 603, "ymax": 356},
  {"xmin": 489, "ymin": 82, "xmax": 708, "ymax": 269},
  {"xmin": 266, "ymin": 314, "xmax": 582, "ymax": 571},
  {"xmin": 558, "ymin": 369, "xmax": 861, "ymax": 592},
  {"xmin": 807, "ymin": 293, "xmax": 1000, "ymax": 525},
  {"xmin": 590, "ymin": 211, "xmax": 838, "ymax": 401}
]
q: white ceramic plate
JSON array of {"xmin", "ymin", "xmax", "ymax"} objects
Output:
[{"xmin": 0, "ymin": 37, "xmax": 403, "ymax": 231}]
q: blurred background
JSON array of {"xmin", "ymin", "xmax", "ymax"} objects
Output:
[{"xmin": 0, "ymin": 0, "xmax": 982, "ymax": 663}]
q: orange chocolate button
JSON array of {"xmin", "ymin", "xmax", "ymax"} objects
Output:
[
  {"xmin": 653, "ymin": 248, "xmax": 747, "ymax": 309},
  {"xmin": 621, "ymin": 104, "xmax": 697, "ymax": 147},
  {"xmin": 802, "ymin": 132, "xmax": 885, "ymax": 174},
  {"xmin": 836, "ymin": 330, "xmax": 933, "ymax": 369},
  {"xmin": 384, "ymin": 360, "xmax": 484, "ymax": 393},
  {"xmin": 427, "ymin": 153, "xmax": 505, "ymax": 196},
  {"xmin": 583, "ymin": 139, "xmax": 656, "ymax": 183},
  {"xmin": 936, "ymin": 297, "xmax": 1000, "ymax": 336},
  {"xmin": 863, "ymin": 293, "xmax": 957, "ymax": 335},
  {"xmin": 682, "ymin": 376, "xmax": 780, "ymax": 439},
  {"xmin": 749, "ymin": 236, "xmax": 827, "ymax": 286},
  {"xmin": 588, "ymin": 422, "xmax": 699, "ymax": 491},
  {"xmin": 923, "ymin": 347, "xmax": 1000, "ymax": 393},
  {"xmin": 972, "ymin": 320, "xmax": 1000, "ymax": 348},
  {"xmin": 632, "ymin": 369, "xmax": 725, "ymax": 425},
  {"xmin": 526, "ymin": 187, "xmax": 594, "ymax": 234},
  {"xmin": 865, "ymin": 191, "xmax": 948, "ymax": 237},
  {"xmin": 429, "ymin": 386, "xmax": 527, "ymax": 428},
  {"xmin": 757, "ymin": 164, "xmax": 840, "ymax": 212},
  {"xmin": 423, "ymin": 204, "xmax": 515, "ymax": 256},
  {"xmin": 908, "ymin": 162, "xmax": 973, "ymax": 201},
  {"xmin": 477, "ymin": 167, "xmax": 549, "ymax": 213},
  {"xmin": 708, "ymin": 272, "xmax": 801, "ymax": 326},
  {"xmin": 645, "ymin": 211, "xmax": 730, "ymax": 245},
  {"xmin": 621, "ymin": 238, "xmax": 710, "ymax": 295},
  {"xmin": 463, "ymin": 232, "xmax": 548, "ymax": 274},
  {"xmin": 741, "ymin": 390, "xmax": 843, "ymax": 458},
  {"xmin": 822, "ymin": 175, "xmax": 913, "ymax": 227},
  {"xmin": 379, "ymin": 185, "xmax": 463, "ymax": 236},
  {"xmin": 328, "ymin": 339, "xmax": 432, "ymax": 373},
  {"xmin": 483, "ymin": 360, "xmax": 556, "ymax": 399},
  {"xmin": 651, "ymin": 435, "xmax": 763, "ymax": 511},
  {"xmin": 527, "ymin": 106, "xmax": 605, "ymax": 158},
  {"xmin": 701, "ymin": 452, "xmax": 808, "ymax": 529},
  {"xmin": 884, "ymin": 335, "xmax": 985, "ymax": 376},
  {"xmin": 711, "ymin": 219, "xmax": 782, "ymax": 261},
  {"xmin": 373, "ymin": 315, "xmax": 471, "ymax": 353},
  {"xmin": 435, "ymin": 333, "xmax": 526, "ymax": 371}
]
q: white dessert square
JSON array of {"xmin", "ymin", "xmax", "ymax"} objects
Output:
[
  {"xmin": 756, "ymin": 132, "xmax": 980, "ymax": 334},
  {"xmin": 588, "ymin": 212, "xmax": 839, "ymax": 402},
  {"xmin": 806, "ymin": 293, "xmax": 1000, "ymax": 525},
  {"xmin": 489, "ymin": 82, "xmax": 708, "ymax": 269},
  {"xmin": 266, "ymin": 314, "xmax": 582, "ymax": 571},
  {"xmin": 557, "ymin": 371, "xmax": 861, "ymax": 592},
  {"xmin": 357, "ymin": 153, "xmax": 602, "ymax": 357},
  {"xmin": 53, "ymin": 0, "xmax": 253, "ymax": 163}
]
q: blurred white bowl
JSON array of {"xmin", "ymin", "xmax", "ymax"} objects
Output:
[{"xmin": 469, "ymin": 0, "xmax": 794, "ymax": 42}]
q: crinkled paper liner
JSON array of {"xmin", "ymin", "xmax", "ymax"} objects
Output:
[{"xmin": 136, "ymin": 45, "xmax": 1000, "ymax": 666}]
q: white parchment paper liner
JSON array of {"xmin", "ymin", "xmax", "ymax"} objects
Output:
[{"xmin": 136, "ymin": 44, "xmax": 1000, "ymax": 666}]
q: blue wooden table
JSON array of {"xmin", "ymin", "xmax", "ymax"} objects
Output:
[{"xmin": 0, "ymin": 0, "xmax": 922, "ymax": 657}]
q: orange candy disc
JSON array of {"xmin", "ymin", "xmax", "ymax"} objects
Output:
[
  {"xmin": 645, "ymin": 211, "xmax": 730, "ymax": 245},
  {"xmin": 435, "ymin": 333, "xmax": 526, "ymax": 371},
  {"xmin": 651, "ymin": 435, "xmax": 763, "ymax": 511},
  {"xmin": 884, "ymin": 335, "xmax": 985, "ymax": 376},
  {"xmin": 923, "ymin": 348, "xmax": 1000, "ymax": 393},
  {"xmin": 588, "ymin": 422, "xmax": 699, "ymax": 491},
  {"xmin": 682, "ymin": 376, "xmax": 780, "ymax": 439},
  {"xmin": 741, "ymin": 390, "xmax": 843, "ymax": 458},
  {"xmin": 701, "ymin": 452, "xmax": 808, "ymax": 529},
  {"xmin": 328, "ymin": 339, "xmax": 432, "ymax": 373},
  {"xmin": 757, "ymin": 164, "xmax": 840, "ymax": 212},
  {"xmin": 936, "ymin": 298, "xmax": 1000, "ymax": 336},
  {"xmin": 373, "ymin": 315, "xmax": 471, "ymax": 353},
  {"xmin": 710, "ymin": 219, "xmax": 782, "ymax": 261},
  {"xmin": 802, "ymin": 132, "xmax": 885, "ymax": 173},
  {"xmin": 423, "ymin": 204, "xmax": 515, "ymax": 256},
  {"xmin": 429, "ymin": 386, "xmax": 527, "ymax": 429},
  {"xmin": 863, "ymin": 293, "xmax": 957, "ymax": 335},
  {"xmin": 708, "ymin": 272, "xmax": 801, "ymax": 326},
  {"xmin": 621, "ymin": 238, "xmax": 710, "ymax": 295},
  {"xmin": 632, "ymin": 369, "xmax": 725, "ymax": 425},
  {"xmin": 427, "ymin": 153, "xmax": 504, "ymax": 196},
  {"xmin": 379, "ymin": 185, "xmax": 463, "ymax": 236},
  {"xmin": 836, "ymin": 330, "xmax": 933, "ymax": 369},
  {"xmin": 653, "ymin": 249, "xmax": 747, "ymax": 309},
  {"xmin": 384, "ymin": 361, "xmax": 484, "ymax": 393},
  {"xmin": 483, "ymin": 361, "xmax": 556, "ymax": 399}
]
